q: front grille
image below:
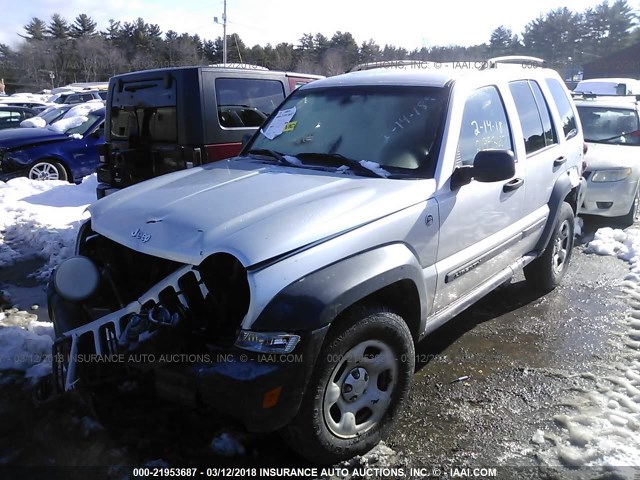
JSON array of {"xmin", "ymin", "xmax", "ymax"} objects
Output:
[
  {"xmin": 54, "ymin": 263, "xmax": 212, "ymax": 391},
  {"xmin": 79, "ymin": 231, "xmax": 182, "ymax": 307}
]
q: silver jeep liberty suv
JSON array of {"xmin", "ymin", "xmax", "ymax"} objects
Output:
[{"xmin": 48, "ymin": 56, "xmax": 584, "ymax": 463}]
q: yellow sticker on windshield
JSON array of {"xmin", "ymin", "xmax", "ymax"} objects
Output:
[{"xmin": 283, "ymin": 121, "xmax": 297, "ymax": 132}]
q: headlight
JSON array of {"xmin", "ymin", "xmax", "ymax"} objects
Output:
[
  {"xmin": 235, "ymin": 330, "xmax": 300, "ymax": 353},
  {"xmin": 591, "ymin": 168, "xmax": 632, "ymax": 182}
]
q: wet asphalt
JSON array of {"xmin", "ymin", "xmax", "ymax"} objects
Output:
[{"xmin": 0, "ymin": 217, "xmax": 634, "ymax": 478}]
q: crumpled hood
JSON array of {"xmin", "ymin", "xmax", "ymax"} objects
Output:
[
  {"xmin": 585, "ymin": 142, "xmax": 639, "ymax": 170},
  {"xmin": 0, "ymin": 127, "xmax": 69, "ymax": 150},
  {"xmin": 89, "ymin": 158, "xmax": 435, "ymax": 267}
]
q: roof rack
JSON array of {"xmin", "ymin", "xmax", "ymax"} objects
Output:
[
  {"xmin": 207, "ymin": 63, "xmax": 269, "ymax": 71},
  {"xmin": 572, "ymin": 92, "xmax": 640, "ymax": 101},
  {"xmin": 484, "ymin": 56, "xmax": 546, "ymax": 69}
]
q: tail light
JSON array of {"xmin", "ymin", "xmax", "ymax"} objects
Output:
[{"xmin": 98, "ymin": 143, "xmax": 107, "ymax": 163}]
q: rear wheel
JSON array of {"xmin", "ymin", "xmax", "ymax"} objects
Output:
[
  {"xmin": 524, "ymin": 202, "xmax": 574, "ymax": 292},
  {"xmin": 283, "ymin": 307, "xmax": 414, "ymax": 464},
  {"xmin": 28, "ymin": 160, "xmax": 68, "ymax": 181}
]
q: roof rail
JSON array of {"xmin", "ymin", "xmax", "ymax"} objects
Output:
[
  {"xmin": 484, "ymin": 56, "xmax": 546, "ymax": 69},
  {"xmin": 572, "ymin": 92, "xmax": 640, "ymax": 101},
  {"xmin": 207, "ymin": 63, "xmax": 269, "ymax": 71}
]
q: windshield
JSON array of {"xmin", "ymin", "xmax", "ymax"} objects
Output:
[
  {"xmin": 578, "ymin": 106, "xmax": 640, "ymax": 145},
  {"xmin": 64, "ymin": 112, "xmax": 103, "ymax": 136},
  {"xmin": 38, "ymin": 106, "xmax": 71, "ymax": 124},
  {"xmin": 246, "ymin": 85, "xmax": 448, "ymax": 177}
]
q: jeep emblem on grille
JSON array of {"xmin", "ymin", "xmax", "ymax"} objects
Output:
[{"xmin": 131, "ymin": 228, "xmax": 151, "ymax": 243}]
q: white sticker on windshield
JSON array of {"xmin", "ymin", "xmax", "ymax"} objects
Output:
[{"xmin": 260, "ymin": 107, "xmax": 296, "ymax": 140}]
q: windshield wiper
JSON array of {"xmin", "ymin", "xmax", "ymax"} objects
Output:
[
  {"xmin": 246, "ymin": 149, "xmax": 299, "ymax": 167},
  {"xmin": 295, "ymin": 152, "xmax": 386, "ymax": 178},
  {"xmin": 596, "ymin": 132, "xmax": 637, "ymax": 143}
]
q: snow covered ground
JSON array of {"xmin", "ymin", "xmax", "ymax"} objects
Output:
[
  {"xmin": 533, "ymin": 226, "xmax": 640, "ymax": 474},
  {"xmin": 0, "ymin": 175, "xmax": 95, "ymax": 378}
]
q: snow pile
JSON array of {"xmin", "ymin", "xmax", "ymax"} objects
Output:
[
  {"xmin": 64, "ymin": 101, "xmax": 103, "ymax": 119},
  {"xmin": 359, "ymin": 160, "xmax": 390, "ymax": 178},
  {"xmin": 20, "ymin": 117, "xmax": 46, "ymax": 128},
  {"xmin": 585, "ymin": 227, "xmax": 640, "ymax": 281},
  {"xmin": 0, "ymin": 175, "xmax": 95, "ymax": 278},
  {"xmin": 49, "ymin": 115, "xmax": 87, "ymax": 134},
  {"xmin": 534, "ymin": 226, "xmax": 640, "ymax": 472},
  {"xmin": 0, "ymin": 309, "xmax": 54, "ymax": 378}
]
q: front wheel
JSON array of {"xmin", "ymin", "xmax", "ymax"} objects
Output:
[
  {"xmin": 28, "ymin": 160, "xmax": 68, "ymax": 181},
  {"xmin": 282, "ymin": 307, "xmax": 414, "ymax": 464},
  {"xmin": 524, "ymin": 202, "xmax": 575, "ymax": 292},
  {"xmin": 615, "ymin": 186, "xmax": 640, "ymax": 227}
]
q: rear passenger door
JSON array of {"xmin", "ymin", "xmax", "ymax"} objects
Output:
[{"xmin": 508, "ymin": 79, "xmax": 562, "ymax": 227}]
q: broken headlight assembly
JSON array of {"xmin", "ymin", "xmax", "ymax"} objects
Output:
[{"xmin": 234, "ymin": 331, "xmax": 300, "ymax": 354}]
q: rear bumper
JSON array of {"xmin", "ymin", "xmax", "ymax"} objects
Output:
[{"xmin": 96, "ymin": 182, "xmax": 120, "ymax": 199}]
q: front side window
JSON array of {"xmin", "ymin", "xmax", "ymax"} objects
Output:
[
  {"xmin": 578, "ymin": 106, "xmax": 640, "ymax": 146},
  {"xmin": 215, "ymin": 78, "xmax": 285, "ymax": 128},
  {"xmin": 457, "ymin": 86, "xmax": 512, "ymax": 166},
  {"xmin": 246, "ymin": 85, "xmax": 448, "ymax": 177}
]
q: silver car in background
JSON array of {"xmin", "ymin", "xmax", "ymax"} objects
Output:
[{"xmin": 576, "ymin": 96, "xmax": 640, "ymax": 225}]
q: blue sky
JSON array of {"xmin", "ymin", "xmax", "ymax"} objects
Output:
[{"xmin": 1, "ymin": 0, "xmax": 637, "ymax": 50}]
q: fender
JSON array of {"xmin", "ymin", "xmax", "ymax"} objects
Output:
[
  {"xmin": 534, "ymin": 171, "xmax": 577, "ymax": 254},
  {"xmin": 252, "ymin": 244, "xmax": 429, "ymax": 333}
]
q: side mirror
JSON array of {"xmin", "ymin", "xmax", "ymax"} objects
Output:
[{"xmin": 451, "ymin": 150, "xmax": 515, "ymax": 189}]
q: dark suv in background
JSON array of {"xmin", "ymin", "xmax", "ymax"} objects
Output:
[{"xmin": 96, "ymin": 65, "xmax": 322, "ymax": 198}]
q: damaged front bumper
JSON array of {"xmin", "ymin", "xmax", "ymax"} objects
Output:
[{"xmin": 48, "ymin": 261, "xmax": 328, "ymax": 432}]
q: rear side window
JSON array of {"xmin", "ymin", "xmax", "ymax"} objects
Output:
[
  {"xmin": 215, "ymin": 78, "xmax": 285, "ymax": 128},
  {"xmin": 457, "ymin": 86, "xmax": 512, "ymax": 166},
  {"xmin": 545, "ymin": 78, "xmax": 578, "ymax": 140},
  {"xmin": 509, "ymin": 80, "xmax": 557, "ymax": 154}
]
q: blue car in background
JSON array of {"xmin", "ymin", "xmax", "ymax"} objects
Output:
[{"xmin": 0, "ymin": 107, "xmax": 104, "ymax": 182}]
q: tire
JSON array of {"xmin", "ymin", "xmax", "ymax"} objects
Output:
[
  {"xmin": 615, "ymin": 186, "xmax": 640, "ymax": 227},
  {"xmin": 28, "ymin": 160, "xmax": 68, "ymax": 182},
  {"xmin": 524, "ymin": 202, "xmax": 575, "ymax": 293},
  {"xmin": 282, "ymin": 307, "xmax": 414, "ymax": 464}
]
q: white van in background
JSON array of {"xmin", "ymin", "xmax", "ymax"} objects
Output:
[{"xmin": 574, "ymin": 78, "xmax": 640, "ymax": 96}]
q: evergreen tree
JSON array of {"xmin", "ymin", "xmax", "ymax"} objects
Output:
[
  {"xmin": 47, "ymin": 14, "xmax": 70, "ymax": 40},
  {"xmin": 21, "ymin": 18, "xmax": 47, "ymax": 41},
  {"xmin": 70, "ymin": 14, "xmax": 98, "ymax": 38}
]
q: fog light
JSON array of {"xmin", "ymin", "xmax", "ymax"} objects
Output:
[
  {"xmin": 235, "ymin": 331, "xmax": 300, "ymax": 353},
  {"xmin": 596, "ymin": 202, "xmax": 614, "ymax": 209},
  {"xmin": 53, "ymin": 256, "xmax": 100, "ymax": 302}
]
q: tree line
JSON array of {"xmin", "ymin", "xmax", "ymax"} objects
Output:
[{"xmin": 0, "ymin": 0, "xmax": 638, "ymax": 92}]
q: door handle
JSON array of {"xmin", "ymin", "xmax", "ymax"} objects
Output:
[
  {"xmin": 503, "ymin": 177, "xmax": 524, "ymax": 192},
  {"xmin": 554, "ymin": 156, "xmax": 567, "ymax": 167}
]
